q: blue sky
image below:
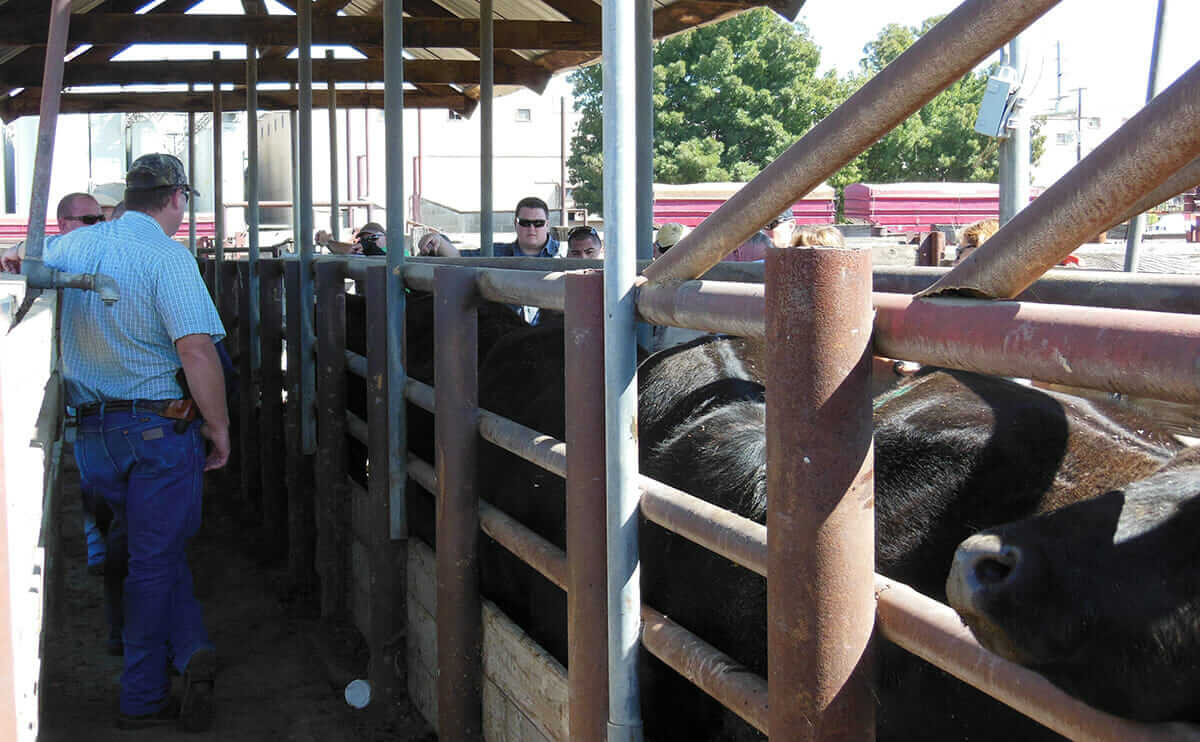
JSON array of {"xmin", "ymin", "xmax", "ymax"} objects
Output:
[{"xmin": 799, "ymin": 0, "xmax": 1200, "ymax": 125}]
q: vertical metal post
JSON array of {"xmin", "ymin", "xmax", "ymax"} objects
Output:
[
  {"xmin": 365, "ymin": 262, "xmax": 401, "ymax": 708},
  {"xmin": 345, "ymin": 107, "xmax": 353, "ymax": 227},
  {"xmin": 601, "ymin": 0, "xmax": 642, "ymax": 739},
  {"xmin": 384, "ymin": 0, "xmax": 408, "ymax": 540},
  {"xmin": 259, "ymin": 260, "xmax": 286, "ymax": 560},
  {"xmin": 247, "ymin": 46, "xmax": 261, "ymax": 373},
  {"xmin": 236, "ymin": 261, "xmax": 261, "ymax": 510},
  {"xmin": 298, "ymin": 0, "xmax": 317, "ymax": 453},
  {"xmin": 284, "ymin": 260, "xmax": 317, "ymax": 593},
  {"xmin": 327, "ymin": 50, "xmax": 340, "ymax": 241},
  {"xmin": 20, "ymin": 0, "xmax": 70, "ymax": 265},
  {"xmin": 315, "ymin": 261, "xmax": 348, "ymax": 618},
  {"xmin": 998, "ymin": 35, "xmax": 1029, "ymax": 226},
  {"xmin": 1125, "ymin": 0, "xmax": 1169, "ymax": 273},
  {"xmin": 634, "ymin": 0, "xmax": 654, "ymax": 349},
  {"xmin": 212, "ymin": 52, "xmax": 225, "ymax": 302},
  {"xmin": 480, "ymin": 0, "xmax": 494, "ymax": 256},
  {"xmin": 290, "ymin": 84, "xmax": 300, "ymax": 252},
  {"xmin": 434, "ymin": 266, "xmax": 482, "ymax": 742},
  {"xmin": 188, "ymin": 82, "xmax": 197, "ymax": 256},
  {"xmin": 765, "ymin": 245, "xmax": 875, "ymax": 740},
  {"xmin": 560, "ymin": 97, "xmax": 568, "ymax": 227},
  {"xmin": 566, "ymin": 270, "xmax": 610, "ymax": 742}
]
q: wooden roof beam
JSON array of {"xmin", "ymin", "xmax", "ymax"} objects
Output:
[
  {"xmin": 0, "ymin": 87, "xmax": 470, "ymax": 120},
  {"xmin": 0, "ymin": 57, "xmax": 549, "ymax": 88},
  {"xmin": 0, "ymin": 14, "xmax": 602, "ymax": 51}
]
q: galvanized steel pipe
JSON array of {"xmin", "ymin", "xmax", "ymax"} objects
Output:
[
  {"xmin": 480, "ymin": 0, "xmax": 494, "ymax": 257},
  {"xmin": 925, "ymin": 59, "xmax": 1200, "ymax": 300},
  {"xmin": 1124, "ymin": 0, "xmax": 1169, "ymax": 273},
  {"xmin": 385, "ymin": 0, "xmax": 408, "ymax": 538},
  {"xmin": 212, "ymin": 52, "xmax": 225, "ymax": 300},
  {"xmin": 641, "ymin": 0, "xmax": 1061, "ymax": 285},
  {"xmin": 298, "ymin": 3, "xmax": 317, "ymax": 453},
  {"xmin": 187, "ymin": 82, "xmax": 197, "ymax": 256},
  {"xmin": 326, "ymin": 50, "xmax": 339, "ymax": 242},
  {"xmin": 602, "ymin": 0, "xmax": 644, "ymax": 737},
  {"xmin": 766, "ymin": 245, "xmax": 875, "ymax": 740},
  {"xmin": 246, "ymin": 48, "xmax": 261, "ymax": 373}
]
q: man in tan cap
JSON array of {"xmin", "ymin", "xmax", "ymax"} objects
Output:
[{"xmin": 653, "ymin": 222, "xmax": 686, "ymax": 259}]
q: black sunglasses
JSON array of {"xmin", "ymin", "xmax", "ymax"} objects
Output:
[
  {"xmin": 766, "ymin": 216, "xmax": 794, "ymax": 230},
  {"xmin": 653, "ymin": 241, "xmax": 671, "ymax": 253},
  {"xmin": 516, "ymin": 218, "xmax": 547, "ymax": 228},
  {"xmin": 567, "ymin": 225, "xmax": 599, "ymax": 241},
  {"xmin": 66, "ymin": 214, "xmax": 106, "ymax": 225}
]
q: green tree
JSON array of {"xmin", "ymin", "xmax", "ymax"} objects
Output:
[
  {"xmin": 567, "ymin": 8, "xmax": 849, "ymax": 215},
  {"xmin": 837, "ymin": 16, "xmax": 1043, "ymax": 187}
]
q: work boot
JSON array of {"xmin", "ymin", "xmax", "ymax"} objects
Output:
[
  {"xmin": 179, "ymin": 648, "xmax": 217, "ymax": 732},
  {"xmin": 115, "ymin": 697, "xmax": 180, "ymax": 730}
]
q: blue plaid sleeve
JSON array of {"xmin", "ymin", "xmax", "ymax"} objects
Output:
[{"xmin": 152, "ymin": 249, "xmax": 226, "ymax": 343}]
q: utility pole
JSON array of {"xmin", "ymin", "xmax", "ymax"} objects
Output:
[
  {"xmin": 1125, "ymin": 0, "xmax": 1169, "ymax": 273},
  {"xmin": 1074, "ymin": 87, "xmax": 1085, "ymax": 163},
  {"xmin": 998, "ymin": 35, "xmax": 1029, "ymax": 225}
]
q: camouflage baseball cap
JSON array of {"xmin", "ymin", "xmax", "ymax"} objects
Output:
[
  {"xmin": 125, "ymin": 153, "xmax": 199, "ymax": 196},
  {"xmin": 655, "ymin": 222, "xmax": 686, "ymax": 250}
]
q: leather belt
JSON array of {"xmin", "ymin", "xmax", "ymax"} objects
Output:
[{"xmin": 77, "ymin": 399, "xmax": 173, "ymax": 418}]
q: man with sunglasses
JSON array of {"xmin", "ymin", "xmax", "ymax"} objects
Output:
[
  {"xmin": 44, "ymin": 153, "xmax": 225, "ymax": 732},
  {"xmin": 0, "ymin": 192, "xmax": 107, "ymax": 273},
  {"xmin": 565, "ymin": 225, "xmax": 603, "ymax": 259},
  {"xmin": 495, "ymin": 196, "xmax": 561, "ymax": 258}
]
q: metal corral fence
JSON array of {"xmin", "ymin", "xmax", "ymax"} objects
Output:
[{"xmin": 197, "ymin": 241, "xmax": 1200, "ymax": 741}]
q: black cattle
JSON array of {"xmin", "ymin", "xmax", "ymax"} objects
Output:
[
  {"xmin": 464, "ymin": 322, "xmax": 1200, "ymax": 741},
  {"xmin": 947, "ymin": 444, "xmax": 1200, "ymax": 724}
]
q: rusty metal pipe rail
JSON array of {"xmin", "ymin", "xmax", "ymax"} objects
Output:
[
  {"xmin": 635, "ymin": 281, "xmax": 1200, "ymax": 404},
  {"xmin": 875, "ymin": 576, "xmax": 1197, "ymax": 742},
  {"xmin": 344, "ymin": 349, "xmax": 366, "ymax": 379},
  {"xmin": 345, "ymin": 411, "xmax": 367, "ymax": 445},
  {"xmin": 406, "ymin": 451, "xmax": 768, "ymax": 733},
  {"xmin": 641, "ymin": 0, "xmax": 1061, "ymax": 284}
]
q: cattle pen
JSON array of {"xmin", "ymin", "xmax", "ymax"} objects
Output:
[{"xmin": 2, "ymin": 1, "xmax": 1200, "ymax": 741}]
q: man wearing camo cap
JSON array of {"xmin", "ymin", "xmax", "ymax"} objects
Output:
[{"xmin": 44, "ymin": 153, "xmax": 225, "ymax": 732}]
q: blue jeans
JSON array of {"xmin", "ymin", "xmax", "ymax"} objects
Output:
[{"xmin": 74, "ymin": 405, "xmax": 213, "ymax": 716}]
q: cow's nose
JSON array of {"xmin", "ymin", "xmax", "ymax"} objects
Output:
[{"xmin": 946, "ymin": 533, "xmax": 1026, "ymax": 614}]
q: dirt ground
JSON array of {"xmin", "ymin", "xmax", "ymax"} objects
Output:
[{"xmin": 39, "ymin": 448, "xmax": 435, "ymax": 742}]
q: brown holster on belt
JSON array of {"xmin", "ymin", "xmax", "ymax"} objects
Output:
[{"xmin": 162, "ymin": 399, "xmax": 199, "ymax": 433}]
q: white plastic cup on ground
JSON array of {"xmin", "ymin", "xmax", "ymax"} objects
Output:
[{"xmin": 344, "ymin": 678, "xmax": 371, "ymax": 709}]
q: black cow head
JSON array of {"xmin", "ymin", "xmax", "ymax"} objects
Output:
[{"xmin": 946, "ymin": 463, "xmax": 1200, "ymax": 722}]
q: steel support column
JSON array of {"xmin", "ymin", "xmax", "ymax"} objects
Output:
[
  {"xmin": 298, "ymin": 0, "xmax": 317, "ymax": 453},
  {"xmin": 290, "ymin": 83, "xmax": 300, "ymax": 252},
  {"xmin": 601, "ymin": 0, "xmax": 642, "ymax": 739},
  {"xmin": 641, "ymin": 0, "xmax": 1061, "ymax": 284},
  {"xmin": 998, "ymin": 35, "xmax": 1029, "ymax": 226},
  {"xmin": 246, "ymin": 47, "xmax": 261, "ymax": 373},
  {"xmin": 634, "ymin": 0, "xmax": 654, "ymax": 349},
  {"xmin": 1124, "ymin": 0, "xmax": 1168, "ymax": 273},
  {"xmin": 480, "ymin": 0, "xmax": 494, "ymax": 257},
  {"xmin": 565, "ymin": 270, "xmax": 609, "ymax": 742},
  {"xmin": 212, "ymin": 51, "xmax": 224, "ymax": 302},
  {"xmin": 384, "ymin": 0, "xmax": 408, "ymax": 539},
  {"xmin": 434, "ymin": 266, "xmax": 482, "ymax": 742},
  {"xmin": 765, "ymin": 244, "xmax": 875, "ymax": 740},
  {"xmin": 284, "ymin": 260, "xmax": 317, "ymax": 593},
  {"xmin": 187, "ymin": 81, "xmax": 197, "ymax": 256},
  {"xmin": 327, "ymin": 50, "xmax": 340, "ymax": 241},
  {"xmin": 259, "ymin": 260, "xmax": 286, "ymax": 560}
]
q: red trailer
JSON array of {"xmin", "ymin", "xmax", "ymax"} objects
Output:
[
  {"xmin": 843, "ymin": 182, "xmax": 1041, "ymax": 232},
  {"xmin": 653, "ymin": 181, "xmax": 836, "ymax": 228}
]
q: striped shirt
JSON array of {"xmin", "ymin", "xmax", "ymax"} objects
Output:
[{"xmin": 44, "ymin": 211, "xmax": 225, "ymax": 406}]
